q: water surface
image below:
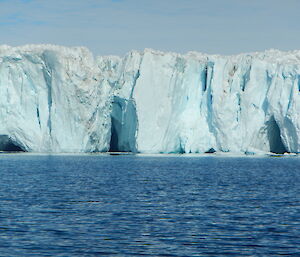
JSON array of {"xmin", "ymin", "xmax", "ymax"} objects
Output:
[{"xmin": 0, "ymin": 154, "xmax": 299, "ymax": 256}]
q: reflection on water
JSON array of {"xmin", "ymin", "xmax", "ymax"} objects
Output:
[{"xmin": 0, "ymin": 154, "xmax": 299, "ymax": 256}]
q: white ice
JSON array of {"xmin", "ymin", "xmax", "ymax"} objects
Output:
[{"xmin": 0, "ymin": 45, "xmax": 299, "ymax": 154}]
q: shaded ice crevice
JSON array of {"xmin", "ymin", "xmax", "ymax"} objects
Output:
[
  {"xmin": 267, "ymin": 116, "xmax": 288, "ymax": 154},
  {"xmin": 109, "ymin": 96, "xmax": 138, "ymax": 152},
  {"xmin": 0, "ymin": 135, "xmax": 26, "ymax": 152},
  {"xmin": 109, "ymin": 57, "xmax": 142, "ymax": 153}
]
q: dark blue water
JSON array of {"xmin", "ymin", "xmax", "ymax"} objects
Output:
[{"xmin": 0, "ymin": 154, "xmax": 300, "ymax": 256}]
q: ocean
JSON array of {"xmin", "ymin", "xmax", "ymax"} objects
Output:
[{"xmin": 0, "ymin": 154, "xmax": 299, "ymax": 256}]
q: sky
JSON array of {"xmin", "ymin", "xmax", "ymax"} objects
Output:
[{"xmin": 0, "ymin": 0, "xmax": 299, "ymax": 56}]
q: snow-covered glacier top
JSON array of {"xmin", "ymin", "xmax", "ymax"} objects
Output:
[{"xmin": 0, "ymin": 44, "xmax": 299, "ymax": 154}]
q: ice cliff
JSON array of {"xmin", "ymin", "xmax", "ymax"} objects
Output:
[
  {"xmin": 0, "ymin": 45, "xmax": 111, "ymax": 152},
  {"xmin": 0, "ymin": 45, "xmax": 299, "ymax": 154}
]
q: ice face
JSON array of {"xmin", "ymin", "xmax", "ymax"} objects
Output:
[
  {"xmin": 0, "ymin": 45, "xmax": 112, "ymax": 152},
  {"xmin": 108, "ymin": 49, "xmax": 300, "ymax": 154},
  {"xmin": 0, "ymin": 45, "xmax": 299, "ymax": 154}
]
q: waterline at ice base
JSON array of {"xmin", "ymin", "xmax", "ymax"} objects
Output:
[{"xmin": 0, "ymin": 45, "xmax": 299, "ymax": 154}]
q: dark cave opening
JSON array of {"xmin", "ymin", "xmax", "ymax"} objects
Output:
[
  {"xmin": 109, "ymin": 117, "xmax": 121, "ymax": 152},
  {"xmin": 0, "ymin": 135, "xmax": 25, "ymax": 152},
  {"xmin": 109, "ymin": 96, "xmax": 137, "ymax": 153},
  {"xmin": 205, "ymin": 148, "xmax": 216, "ymax": 154},
  {"xmin": 267, "ymin": 116, "xmax": 288, "ymax": 154}
]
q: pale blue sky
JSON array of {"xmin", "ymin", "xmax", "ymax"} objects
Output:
[{"xmin": 0, "ymin": 0, "xmax": 299, "ymax": 56}]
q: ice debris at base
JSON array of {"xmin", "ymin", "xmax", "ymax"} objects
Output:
[{"xmin": 0, "ymin": 45, "xmax": 299, "ymax": 154}]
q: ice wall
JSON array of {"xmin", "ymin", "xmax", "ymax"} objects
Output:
[
  {"xmin": 0, "ymin": 45, "xmax": 112, "ymax": 152},
  {"xmin": 0, "ymin": 45, "xmax": 299, "ymax": 153},
  {"xmin": 107, "ymin": 49, "xmax": 300, "ymax": 154}
]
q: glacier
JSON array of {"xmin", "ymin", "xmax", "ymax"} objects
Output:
[
  {"xmin": 0, "ymin": 45, "xmax": 299, "ymax": 154},
  {"xmin": 0, "ymin": 45, "xmax": 112, "ymax": 152}
]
